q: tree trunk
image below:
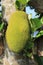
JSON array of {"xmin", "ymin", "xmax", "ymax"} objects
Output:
[
  {"xmin": 34, "ymin": 35, "xmax": 43, "ymax": 65},
  {"xmin": 34, "ymin": 35, "xmax": 43, "ymax": 56},
  {"xmin": 2, "ymin": 0, "xmax": 16, "ymax": 21}
]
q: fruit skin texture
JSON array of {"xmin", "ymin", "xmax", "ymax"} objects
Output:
[{"xmin": 6, "ymin": 11, "xmax": 30, "ymax": 53}]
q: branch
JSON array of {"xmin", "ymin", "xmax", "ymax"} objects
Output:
[{"xmin": 28, "ymin": 0, "xmax": 43, "ymax": 14}]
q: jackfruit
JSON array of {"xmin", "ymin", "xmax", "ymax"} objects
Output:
[{"xmin": 6, "ymin": 11, "xmax": 30, "ymax": 53}]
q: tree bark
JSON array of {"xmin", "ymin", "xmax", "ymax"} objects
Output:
[
  {"xmin": 2, "ymin": 0, "xmax": 16, "ymax": 21},
  {"xmin": 28, "ymin": 0, "xmax": 43, "ymax": 14},
  {"xmin": 34, "ymin": 35, "xmax": 43, "ymax": 56}
]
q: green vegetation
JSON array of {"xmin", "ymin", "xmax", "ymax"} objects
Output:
[{"xmin": 15, "ymin": 0, "xmax": 30, "ymax": 10}]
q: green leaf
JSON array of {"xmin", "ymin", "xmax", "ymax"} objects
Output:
[
  {"xmin": 15, "ymin": 0, "xmax": 30, "ymax": 10},
  {"xmin": 15, "ymin": 0, "xmax": 20, "ymax": 9},
  {"xmin": 15, "ymin": 0, "xmax": 25, "ymax": 10},
  {"xmin": 0, "ymin": 13, "xmax": 2, "ymax": 17},
  {"xmin": 27, "ymin": 53, "xmax": 32, "ymax": 57},
  {"xmin": 0, "ymin": 22, "xmax": 4, "ymax": 31},
  {"xmin": 17, "ymin": 0, "xmax": 30, "ymax": 5},
  {"xmin": 41, "ymin": 17, "xmax": 43, "ymax": 24},
  {"xmin": 30, "ymin": 17, "xmax": 43, "ymax": 38},
  {"xmin": 36, "ymin": 30, "xmax": 43, "ymax": 38},
  {"xmin": 30, "ymin": 18, "xmax": 42, "ymax": 32}
]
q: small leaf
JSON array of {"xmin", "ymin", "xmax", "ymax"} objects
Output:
[
  {"xmin": 17, "ymin": 0, "xmax": 30, "ymax": 5},
  {"xmin": 15, "ymin": 0, "xmax": 25, "ymax": 10},
  {"xmin": 0, "ymin": 13, "xmax": 2, "ymax": 17},
  {"xmin": 0, "ymin": 22, "xmax": 4, "ymax": 31},
  {"xmin": 41, "ymin": 17, "xmax": 43, "ymax": 24},
  {"xmin": 30, "ymin": 18, "xmax": 42, "ymax": 32},
  {"xmin": 15, "ymin": 0, "xmax": 20, "ymax": 9}
]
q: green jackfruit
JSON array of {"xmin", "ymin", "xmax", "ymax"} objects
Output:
[{"xmin": 6, "ymin": 11, "xmax": 30, "ymax": 53}]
